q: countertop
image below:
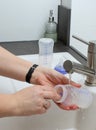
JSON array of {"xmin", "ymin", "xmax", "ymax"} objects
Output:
[{"xmin": 0, "ymin": 40, "xmax": 86, "ymax": 65}]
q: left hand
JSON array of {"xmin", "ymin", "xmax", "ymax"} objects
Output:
[
  {"xmin": 30, "ymin": 66, "xmax": 81, "ymax": 110},
  {"xmin": 30, "ymin": 66, "xmax": 80, "ymax": 87}
]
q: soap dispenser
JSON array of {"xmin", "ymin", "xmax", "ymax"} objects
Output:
[{"xmin": 44, "ymin": 10, "xmax": 57, "ymax": 42}]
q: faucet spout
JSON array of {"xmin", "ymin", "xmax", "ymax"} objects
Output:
[
  {"xmin": 67, "ymin": 35, "xmax": 96, "ymax": 86},
  {"xmin": 64, "ymin": 60, "xmax": 96, "ymax": 77},
  {"xmin": 63, "ymin": 60, "xmax": 96, "ymax": 86}
]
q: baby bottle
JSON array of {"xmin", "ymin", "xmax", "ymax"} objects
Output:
[
  {"xmin": 55, "ymin": 84, "xmax": 93, "ymax": 109},
  {"xmin": 38, "ymin": 38, "xmax": 54, "ymax": 67}
]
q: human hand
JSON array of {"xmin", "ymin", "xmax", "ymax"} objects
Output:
[
  {"xmin": 30, "ymin": 66, "xmax": 81, "ymax": 110},
  {"xmin": 11, "ymin": 85, "xmax": 60, "ymax": 116},
  {"xmin": 55, "ymin": 102, "xmax": 79, "ymax": 111},
  {"xmin": 30, "ymin": 66, "xmax": 80, "ymax": 88}
]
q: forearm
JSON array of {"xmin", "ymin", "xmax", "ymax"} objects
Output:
[
  {"xmin": 0, "ymin": 46, "xmax": 33, "ymax": 82},
  {"xmin": 0, "ymin": 94, "xmax": 16, "ymax": 117}
]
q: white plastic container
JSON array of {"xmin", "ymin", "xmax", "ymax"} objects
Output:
[
  {"xmin": 55, "ymin": 84, "xmax": 93, "ymax": 109},
  {"xmin": 38, "ymin": 38, "xmax": 54, "ymax": 67}
]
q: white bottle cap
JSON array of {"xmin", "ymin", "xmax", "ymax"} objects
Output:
[
  {"xmin": 55, "ymin": 85, "xmax": 68, "ymax": 103},
  {"xmin": 39, "ymin": 38, "xmax": 54, "ymax": 45}
]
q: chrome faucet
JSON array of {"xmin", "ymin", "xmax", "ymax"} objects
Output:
[{"xmin": 63, "ymin": 35, "xmax": 96, "ymax": 86}]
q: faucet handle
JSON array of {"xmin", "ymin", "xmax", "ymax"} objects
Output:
[
  {"xmin": 88, "ymin": 41, "xmax": 96, "ymax": 53},
  {"xmin": 72, "ymin": 35, "xmax": 89, "ymax": 45},
  {"xmin": 87, "ymin": 40, "xmax": 96, "ymax": 72},
  {"xmin": 72, "ymin": 35, "xmax": 96, "ymax": 69}
]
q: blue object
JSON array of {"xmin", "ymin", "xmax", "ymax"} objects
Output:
[{"xmin": 54, "ymin": 66, "xmax": 67, "ymax": 74}]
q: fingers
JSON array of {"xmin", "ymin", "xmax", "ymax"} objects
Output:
[
  {"xmin": 42, "ymin": 90, "xmax": 61, "ymax": 101},
  {"xmin": 43, "ymin": 100, "xmax": 51, "ymax": 109},
  {"xmin": 56, "ymin": 103, "xmax": 79, "ymax": 110},
  {"xmin": 38, "ymin": 85, "xmax": 61, "ymax": 101},
  {"xmin": 38, "ymin": 99, "xmax": 51, "ymax": 114},
  {"xmin": 35, "ymin": 85, "xmax": 61, "ymax": 114},
  {"xmin": 70, "ymin": 81, "xmax": 81, "ymax": 88}
]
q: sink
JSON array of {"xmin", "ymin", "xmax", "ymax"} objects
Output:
[
  {"xmin": 75, "ymin": 87, "xmax": 96, "ymax": 130},
  {"xmin": 0, "ymin": 52, "xmax": 96, "ymax": 130}
]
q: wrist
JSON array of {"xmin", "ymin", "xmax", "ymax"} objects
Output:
[
  {"xmin": 26, "ymin": 64, "xmax": 38, "ymax": 83},
  {"xmin": 30, "ymin": 65, "xmax": 40, "ymax": 84},
  {"xmin": 0, "ymin": 94, "xmax": 18, "ymax": 117}
]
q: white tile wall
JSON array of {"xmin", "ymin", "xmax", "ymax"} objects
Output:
[{"xmin": 0, "ymin": 0, "xmax": 60, "ymax": 42}]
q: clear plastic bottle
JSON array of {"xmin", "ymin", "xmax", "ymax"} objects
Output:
[
  {"xmin": 44, "ymin": 10, "xmax": 57, "ymax": 42},
  {"xmin": 55, "ymin": 84, "xmax": 93, "ymax": 109},
  {"xmin": 38, "ymin": 38, "xmax": 54, "ymax": 67}
]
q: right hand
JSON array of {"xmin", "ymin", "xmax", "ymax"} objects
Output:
[{"xmin": 11, "ymin": 85, "xmax": 60, "ymax": 116}]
